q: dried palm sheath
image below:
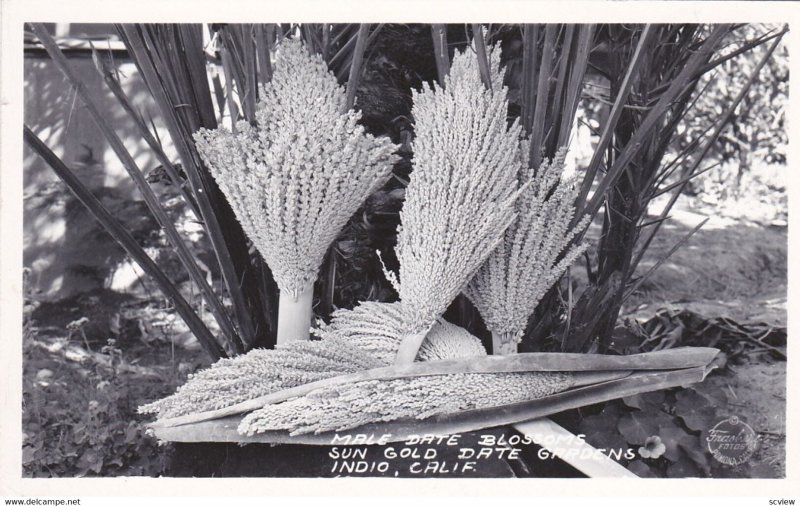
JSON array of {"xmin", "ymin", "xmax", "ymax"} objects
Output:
[{"xmin": 150, "ymin": 346, "xmax": 718, "ymax": 443}]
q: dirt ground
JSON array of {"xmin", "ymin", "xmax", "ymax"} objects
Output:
[
  {"xmin": 705, "ymin": 360, "xmax": 786, "ymax": 477},
  {"xmin": 625, "ymin": 197, "xmax": 787, "ymax": 477}
]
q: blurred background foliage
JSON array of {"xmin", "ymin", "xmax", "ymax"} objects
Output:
[{"xmin": 676, "ymin": 25, "xmax": 788, "ymax": 222}]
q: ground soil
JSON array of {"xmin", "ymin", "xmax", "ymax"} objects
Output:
[
  {"xmin": 705, "ymin": 359, "xmax": 786, "ymax": 477},
  {"xmin": 626, "ymin": 198, "xmax": 787, "ymax": 477}
]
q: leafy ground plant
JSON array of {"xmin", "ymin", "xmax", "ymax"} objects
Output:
[
  {"xmin": 575, "ymin": 381, "xmax": 780, "ymax": 478},
  {"xmin": 22, "ymin": 311, "xmax": 202, "ymax": 476}
]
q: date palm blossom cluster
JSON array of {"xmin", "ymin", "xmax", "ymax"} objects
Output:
[
  {"xmin": 194, "ymin": 39, "xmax": 399, "ymax": 302},
  {"xmin": 140, "ymin": 39, "xmax": 589, "ymax": 427},
  {"xmin": 138, "ymin": 335, "xmax": 385, "ymax": 419},
  {"xmin": 239, "ymin": 370, "xmax": 574, "ymax": 436},
  {"xmin": 312, "ymin": 301, "xmax": 486, "ymax": 364},
  {"xmin": 466, "ymin": 147, "xmax": 590, "ymax": 353},
  {"xmin": 391, "ymin": 43, "xmax": 521, "ymax": 340},
  {"xmin": 230, "ymin": 44, "xmax": 586, "ymax": 435},
  {"xmin": 138, "ymin": 301, "xmax": 487, "ymax": 419}
]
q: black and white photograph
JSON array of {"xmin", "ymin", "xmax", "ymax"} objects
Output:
[{"xmin": 1, "ymin": 0, "xmax": 798, "ymax": 501}]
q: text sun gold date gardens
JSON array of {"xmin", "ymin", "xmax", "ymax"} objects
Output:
[
  {"xmin": 327, "ymin": 433, "xmax": 637, "ymax": 475},
  {"xmin": 328, "ymin": 445, "xmax": 521, "ymax": 475}
]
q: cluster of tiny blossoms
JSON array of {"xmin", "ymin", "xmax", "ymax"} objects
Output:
[
  {"xmin": 314, "ymin": 300, "xmax": 486, "ymax": 363},
  {"xmin": 139, "ymin": 302, "xmax": 488, "ymax": 420},
  {"xmin": 239, "ymin": 371, "xmax": 574, "ymax": 436},
  {"xmin": 194, "ymin": 40, "xmax": 399, "ymax": 298},
  {"xmin": 466, "ymin": 147, "xmax": 590, "ymax": 349},
  {"xmin": 394, "ymin": 44, "xmax": 521, "ymax": 332},
  {"xmin": 312, "ymin": 301, "xmax": 412, "ymax": 365},
  {"xmin": 138, "ymin": 337, "xmax": 384, "ymax": 419}
]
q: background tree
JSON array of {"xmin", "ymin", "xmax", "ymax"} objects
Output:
[{"xmin": 675, "ymin": 24, "xmax": 788, "ymax": 199}]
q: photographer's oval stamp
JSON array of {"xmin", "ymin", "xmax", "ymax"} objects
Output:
[{"xmin": 705, "ymin": 416, "xmax": 758, "ymax": 466}]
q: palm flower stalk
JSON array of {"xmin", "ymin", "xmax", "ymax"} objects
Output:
[
  {"xmin": 194, "ymin": 40, "xmax": 399, "ymax": 344},
  {"xmin": 239, "ymin": 370, "xmax": 574, "ymax": 436},
  {"xmin": 466, "ymin": 147, "xmax": 590, "ymax": 355},
  {"xmin": 391, "ymin": 44, "xmax": 523, "ymax": 363}
]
